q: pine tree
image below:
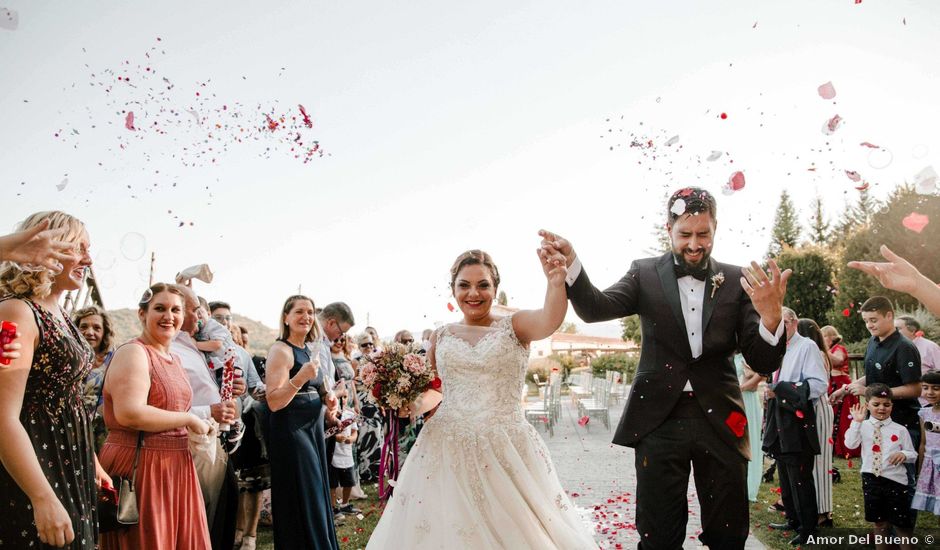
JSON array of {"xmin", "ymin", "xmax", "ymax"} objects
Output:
[
  {"xmin": 767, "ymin": 190, "xmax": 802, "ymax": 257},
  {"xmin": 836, "ymin": 188, "xmax": 880, "ymax": 236},
  {"xmin": 808, "ymin": 194, "xmax": 831, "ymax": 245}
]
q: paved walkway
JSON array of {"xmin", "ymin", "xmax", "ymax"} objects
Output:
[{"xmin": 531, "ymin": 389, "xmax": 765, "ymax": 549}]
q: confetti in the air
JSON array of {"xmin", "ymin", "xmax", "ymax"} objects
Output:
[
  {"xmin": 844, "ymin": 170, "xmax": 861, "ymax": 182},
  {"xmin": 902, "ymin": 212, "xmax": 929, "ymax": 233},
  {"xmin": 124, "ymin": 111, "xmax": 136, "ymax": 131},
  {"xmin": 914, "ymin": 166, "xmax": 937, "ymax": 195},
  {"xmin": 719, "ymin": 112, "xmax": 728, "ymax": 120},
  {"xmin": 855, "ymin": 182, "xmax": 870, "ymax": 192},
  {"xmin": 56, "ymin": 177, "xmax": 69, "ymax": 191},
  {"xmin": 665, "ymin": 135, "xmax": 679, "ymax": 147},
  {"xmin": 723, "ymin": 171, "xmax": 745, "ymax": 195},
  {"xmin": 670, "ymin": 198, "xmax": 687, "ymax": 216},
  {"xmin": 447, "ymin": 303, "xmax": 455, "ymax": 312},
  {"xmin": 822, "ymin": 114, "xmax": 843, "ymax": 135},
  {"xmin": 859, "ymin": 142, "xmax": 880, "ymax": 149},
  {"xmin": 706, "ymin": 151, "xmax": 723, "ymax": 162},
  {"xmin": 817, "ymin": 81, "xmax": 836, "ymax": 100},
  {"xmin": 578, "ymin": 416, "xmax": 590, "ymax": 427},
  {"xmin": 0, "ymin": 7, "xmax": 18, "ymax": 30}
]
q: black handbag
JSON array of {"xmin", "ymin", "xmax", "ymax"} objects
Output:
[{"xmin": 98, "ymin": 432, "xmax": 143, "ymax": 532}]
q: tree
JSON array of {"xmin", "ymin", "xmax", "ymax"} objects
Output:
[
  {"xmin": 497, "ymin": 291, "xmax": 508, "ymax": 306},
  {"xmin": 559, "ymin": 321, "xmax": 578, "ymax": 334},
  {"xmin": 808, "ymin": 194, "xmax": 831, "ymax": 246},
  {"xmin": 645, "ymin": 190, "xmax": 673, "ymax": 256},
  {"xmin": 829, "ymin": 185, "xmax": 940, "ymax": 343},
  {"xmin": 776, "ymin": 246, "xmax": 836, "ymax": 325},
  {"xmin": 620, "ymin": 315, "xmax": 641, "ymax": 345},
  {"xmin": 836, "ymin": 188, "xmax": 880, "ymax": 237},
  {"xmin": 767, "ymin": 190, "xmax": 802, "ymax": 257}
]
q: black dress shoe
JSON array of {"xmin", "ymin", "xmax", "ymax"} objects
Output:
[
  {"xmin": 790, "ymin": 531, "xmax": 817, "ymax": 546},
  {"xmin": 817, "ymin": 517, "xmax": 834, "ymax": 528},
  {"xmin": 769, "ymin": 521, "xmax": 799, "ymax": 530}
]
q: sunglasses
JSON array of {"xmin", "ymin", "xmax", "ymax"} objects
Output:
[
  {"xmin": 401, "ymin": 339, "xmax": 414, "ymax": 345},
  {"xmin": 333, "ymin": 336, "xmax": 346, "ymax": 344},
  {"xmin": 360, "ymin": 342, "xmax": 374, "ymax": 349}
]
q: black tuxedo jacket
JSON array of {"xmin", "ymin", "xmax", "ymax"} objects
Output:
[
  {"xmin": 762, "ymin": 381, "xmax": 821, "ymax": 457},
  {"xmin": 567, "ymin": 252, "xmax": 786, "ymax": 460}
]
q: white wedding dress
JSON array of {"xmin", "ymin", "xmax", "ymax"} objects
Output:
[{"xmin": 366, "ymin": 315, "xmax": 597, "ymax": 549}]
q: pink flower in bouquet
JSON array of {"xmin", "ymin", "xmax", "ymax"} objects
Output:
[
  {"xmin": 396, "ymin": 375, "xmax": 412, "ymax": 392},
  {"xmin": 359, "ymin": 363, "xmax": 378, "ymax": 386},
  {"xmin": 403, "ymin": 353, "xmax": 426, "ymax": 375}
]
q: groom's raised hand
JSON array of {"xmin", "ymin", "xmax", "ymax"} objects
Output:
[
  {"xmin": 740, "ymin": 259, "xmax": 791, "ymax": 333},
  {"xmin": 538, "ymin": 229, "xmax": 575, "ymax": 268}
]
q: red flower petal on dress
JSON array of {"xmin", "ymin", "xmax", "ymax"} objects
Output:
[
  {"xmin": 902, "ymin": 212, "xmax": 929, "ymax": 233},
  {"xmin": 872, "ymin": 444, "xmax": 881, "ymax": 452},
  {"xmin": 124, "ymin": 111, "xmax": 136, "ymax": 131},
  {"xmin": 795, "ymin": 410, "xmax": 804, "ymax": 419},
  {"xmin": 817, "ymin": 81, "xmax": 837, "ymax": 100},
  {"xmin": 725, "ymin": 411, "xmax": 747, "ymax": 437},
  {"xmin": 891, "ymin": 434, "xmax": 899, "ymax": 442}
]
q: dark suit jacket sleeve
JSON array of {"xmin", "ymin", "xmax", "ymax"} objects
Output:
[
  {"xmin": 771, "ymin": 381, "xmax": 811, "ymax": 413},
  {"xmin": 566, "ymin": 261, "xmax": 640, "ymax": 323},
  {"xmin": 734, "ymin": 271, "xmax": 786, "ymax": 376}
]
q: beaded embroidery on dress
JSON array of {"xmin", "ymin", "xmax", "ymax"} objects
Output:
[{"xmin": 366, "ymin": 315, "xmax": 596, "ymax": 549}]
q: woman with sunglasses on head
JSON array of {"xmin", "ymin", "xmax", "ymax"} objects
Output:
[{"xmin": 0, "ymin": 211, "xmax": 110, "ymax": 549}]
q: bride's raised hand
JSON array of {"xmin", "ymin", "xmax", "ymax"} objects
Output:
[
  {"xmin": 538, "ymin": 248, "xmax": 567, "ymax": 287},
  {"xmin": 538, "ymin": 229, "xmax": 575, "ymax": 267}
]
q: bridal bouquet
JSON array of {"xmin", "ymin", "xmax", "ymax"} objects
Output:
[{"xmin": 358, "ymin": 342, "xmax": 440, "ymax": 411}]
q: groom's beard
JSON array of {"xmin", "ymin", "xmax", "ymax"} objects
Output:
[{"xmin": 673, "ymin": 248, "xmax": 711, "ymax": 271}]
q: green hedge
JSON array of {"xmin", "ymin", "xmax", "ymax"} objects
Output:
[{"xmin": 589, "ymin": 352, "xmax": 639, "ymax": 382}]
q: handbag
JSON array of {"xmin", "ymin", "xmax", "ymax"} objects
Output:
[{"xmin": 98, "ymin": 431, "xmax": 143, "ymax": 532}]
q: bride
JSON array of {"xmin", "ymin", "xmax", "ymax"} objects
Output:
[{"xmin": 366, "ymin": 249, "xmax": 597, "ymax": 549}]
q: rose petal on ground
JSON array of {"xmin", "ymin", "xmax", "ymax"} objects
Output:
[
  {"xmin": 914, "ymin": 166, "xmax": 937, "ymax": 194},
  {"xmin": 817, "ymin": 81, "xmax": 836, "ymax": 100},
  {"xmin": 578, "ymin": 416, "xmax": 590, "ymax": 426},
  {"xmin": 902, "ymin": 212, "xmax": 929, "ymax": 233},
  {"xmin": 844, "ymin": 170, "xmax": 861, "ymax": 182},
  {"xmin": 125, "ymin": 111, "xmax": 136, "ymax": 131}
]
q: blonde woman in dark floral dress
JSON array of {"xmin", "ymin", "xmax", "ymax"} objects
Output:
[{"xmin": 0, "ymin": 211, "xmax": 111, "ymax": 549}]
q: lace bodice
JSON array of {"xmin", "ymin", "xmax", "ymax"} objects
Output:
[{"xmin": 432, "ymin": 315, "xmax": 529, "ymax": 428}]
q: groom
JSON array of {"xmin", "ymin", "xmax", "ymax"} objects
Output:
[{"xmin": 540, "ymin": 187, "xmax": 790, "ymax": 549}]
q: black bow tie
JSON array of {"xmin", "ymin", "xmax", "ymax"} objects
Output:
[{"xmin": 674, "ymin": 263, "xmax": 708, "ymax": 281}]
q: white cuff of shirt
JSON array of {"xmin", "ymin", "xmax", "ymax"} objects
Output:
[
  {"xmin": 190, "ymin": 405, "xmax": 212, "ymax": 421},
  {"xmin": 566, "ymin": 256, "xmax": 583, "ymax": 286},
  {"xmin": 758, "ymin": 318, "xmax": 785, "ymax": 346}
]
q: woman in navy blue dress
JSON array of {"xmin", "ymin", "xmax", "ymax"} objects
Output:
[{"xmin": 264, "ymin": 295, "xmax": 339, "ymax": 550}]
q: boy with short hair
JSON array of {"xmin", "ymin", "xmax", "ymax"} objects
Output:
[
  {"xmin": 330, "ymin": 408, "xmax": 360, "ymax": 518},
  {"xmin": 846, "ymin": 384, "xmax": 917, "ymax": 549}
]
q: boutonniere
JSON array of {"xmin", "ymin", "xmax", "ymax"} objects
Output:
[{"xmin": 710, "ymin": 272, "xmax": 725, "ymax": 298}]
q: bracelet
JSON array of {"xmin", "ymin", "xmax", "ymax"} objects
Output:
[{"xmin": 288, "ymin": 378, "xmax": 302, "ymax": 391}]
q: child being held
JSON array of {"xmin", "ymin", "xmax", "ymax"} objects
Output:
[
  {"xmin": 194, "ymin": 301, "xmax": 237, "ymax": 372},
  {"xmin": 913, "ymin": 371, "xmax": 940, "ymax": 517},
  {"xmin": 845, "ymin": 383, "xmax": 918, "ymax": 549}
]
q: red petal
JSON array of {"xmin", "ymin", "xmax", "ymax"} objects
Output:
[
  {"xmin": 891, "ymin": 434, "xmax": 899, "ymax": 442},
  {"xmin": 795, "ymin": 410, "xmax": 804, "ymax": 419},
  {"xmin": 728, "ymin": 171, "xmax": 746, "ymax": 191},
  {"xmin": 842, "ymin": 308, "xmax": 851, "ymax": 317},
  {"xmin": 872, "ymin": 444, "xmax": 881, "ymax": 452},
  {"xmin": 817, "ymin": 81, "xmax": 837, "ymax": 100},
  {"xmin": 124, "ymin": 111, "xmax": 136, "ymax": 131},
  {"xmin": 902, "ymin": 212, "xmax": 929, "ymax": 233}
]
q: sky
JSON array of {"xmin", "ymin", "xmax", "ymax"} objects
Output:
[{"xmin": 2, "ymin": 1, "xmax": 939, "ymax": 337}]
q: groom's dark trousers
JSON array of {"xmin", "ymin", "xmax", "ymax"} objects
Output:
[{"xmin": 567, "ymin": 253, "xmax": 786, "ymax": 550}]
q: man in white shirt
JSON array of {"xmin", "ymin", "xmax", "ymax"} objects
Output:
[
  {"xmin": 763, "ymin": 307, "xmax": 828, "ymax": 545},
  {"xmin": 540, "ymin": 187, "xmax": 790, "ymax": 550},
  {"xmin": 172, "ymin": 284, "xmax": 244, "ymax": 550}
]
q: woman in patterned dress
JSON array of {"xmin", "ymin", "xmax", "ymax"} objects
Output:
[
  {"xmin": 75, "ymin": 305, "xmax": 116, "ymax": 452},
  {"xmin": 0, "ymin": 211, "xmax": 111, "ymax": 549}
]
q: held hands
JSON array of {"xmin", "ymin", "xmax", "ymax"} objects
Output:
[
  {"xmin": 740, "ymin": 260, "xmax": 792, "ymax": 330},
  {"xmin": 537, "ymin": 248, "xmax": 568, "ymax": 288},
  {"xmin": 31, "ymin": 493, "xmax": 74, "ymax": 547},
  {"xmin": 538, "ymin": 229, "xmax": 576, "ymax": 268}
]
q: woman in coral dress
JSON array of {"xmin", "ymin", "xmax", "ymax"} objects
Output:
[{"xmin": 99, "ymin": 283, "xmax": 212, "ymax": 549}]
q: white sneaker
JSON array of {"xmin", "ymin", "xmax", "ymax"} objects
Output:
[{"xmin": 240, "ymin": 536, "xmax": 256, "ymax": 550}]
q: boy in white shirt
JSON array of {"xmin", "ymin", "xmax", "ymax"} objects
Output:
[
  {"xmin": 330, "ymin": 408, "xmax": 360, "ymax": 516},
  {"xmin": 845, "ymin": 383, "xmax": 917, "ymax": 548}
]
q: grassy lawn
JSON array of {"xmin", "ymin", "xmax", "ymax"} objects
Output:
[
  {"xmin": 255, "ymin": 483, "xmax": 384, "ymax": 550},
  {"xmin": 751, "ymin": 457, "xmax": 940, "ymax": 549}
]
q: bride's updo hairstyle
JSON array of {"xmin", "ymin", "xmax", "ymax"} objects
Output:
[{"xmin": 450, "ymin": 250, "xmax": 501, "ymax": 290}]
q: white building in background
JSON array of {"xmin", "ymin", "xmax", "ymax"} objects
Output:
[{"xmin": 529, "ymin": 331, "xmax": 637, "ymax": 361}]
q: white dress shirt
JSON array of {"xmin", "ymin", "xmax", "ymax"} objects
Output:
[
  {"xmin": 567, "ymin": 255, "xmax": 784, "ymax": 391},
  {"xmin": 171, "ymin": 331, "xmax": 221, "ymax": 420},
  {"xmin": 844, "ymin": 417, "xmax": 917, "ymax": 486},
  {"xmin": 777, "ymin": 332, "xmax": 829, "ymax": 401}
]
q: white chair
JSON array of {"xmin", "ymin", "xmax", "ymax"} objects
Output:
[
  {"xmin": 578, "ymin": 379, "xmax": 611, "ymax": 430},
  {"xmin": 525, "ymin": 381, "xmax": 554, "ymax": 436},
  {"xmin": 569, "ymin": 371, "xmax": 594, "ymax": 404}
]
